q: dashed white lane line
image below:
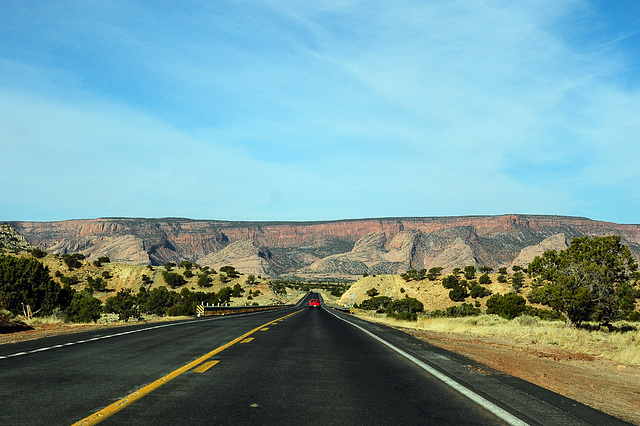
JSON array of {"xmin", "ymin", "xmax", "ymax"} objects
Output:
[
  {"xmin": 0, "ymin": 318, "xmax": 207, "ymax": 359},
  {"xmin": 0, "ymin": 306, "xmax": 300, "ymax": 360}
]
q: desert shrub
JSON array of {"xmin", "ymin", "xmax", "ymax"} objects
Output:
[
  {"xmin": 86, "ymin": 276, "xmax": 107, "ymax": 292},
  {"xmin": 427, "ymin": 267, "xmax": 443, "ymax": 281},
  {"xmin": 60, "ymin": 275, "xmax": 80, "ymax": 286},
  {"xmin": 463, "ymin": 265, "xmax": 476, "ymax": 280},
  {"xmin": 359, "ymin": 296, "xmax": 392, "ymax": 313},
  {"xmin": 63, "ymin": 253, "xmax": 85, "ymax": 270},
  {"xmin": 139, "ymin": 286, "xmax": 180, "ymax": 316},
  {"xmin": 64, "ymin": 290, "xmax": 102, "ymax": 323},
  {"xmin": 216, "ymin": 286, "xmax": 233, "ymax": 304},
  {"xmin": 231, "ymin": 283, "xmax": 244, "ymax": 297},
  {"xmin": 478, "ymin": 273, "xmax": 491, "ymax": 285},
  {"xmin": 511, "ymin": 272, "xmax": 525, "ymax": 292},
  {"xmin": 442, "ymin": 275, "xmax": 459, "ymax": 289},
  {"xmin": 162, "ymin": 271, "xmax": 186, "ymax": 288},
  {"xmin": 197, "ymin": 273, "xmax": 213, "ymax": 288},
  {"xmin": 104, "ymin": 288, "xmax": 141, "ymax": 321},
  {"xmin": 521, "ymin": 306, "xmax": 564, "ymax": 321},
  {"xmin": 470, "ymin": 284, "xmax": 492, "ymax": 298},
  {"xmin": 366, "ymin": 287, "xmax": 379, "ymax": 297},
  {"xmin": 431, "ymin": 303, "xmax": 481, "ymax": 318},
  {"xmin": 30, "ymin": 248, "xmax": 47, "ymax": 259},
  {"xmin": 386, "ymin": 297, "xmax": 424, "ymax": 321},
  {"xmin": 0, "ymin": 255, "xmax": 69, "ymax": 316},
  {"xmin": 486, "ymin": 293, "xmax": 526, "ymax": 320},
  {"xmin": 497, "ymin": 274, "xmax": 508, "ymax": 283},
  {"xmin": 220, "ymin": 266, "xmax": 239, "ymax": 278},
  {"xmin": 179, "ymin": 261, "xmax": 194, "ymax": 270},
  {"xmin": 183, "ymin": 270, "xmax": 194, "ymax": 278},
  {"xmin": 401, "ymin": 269, "xmax": 426, "ymax": 282},
  {"xmin": 449, "ymin": 285, "xmax": 469, "ymax": 302}
]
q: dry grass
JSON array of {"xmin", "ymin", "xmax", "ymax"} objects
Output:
[{"xmin": 359, "ymin": 312, "xmax": 640, "ymax": 367}]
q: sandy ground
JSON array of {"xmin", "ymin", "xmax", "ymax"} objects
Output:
[
  {"xmin": 2, "ymin": 318, "xmax": 639, "ymax": 424},
  {"xmin": 402, "ymin": 328, "xmax": 640, "ymax": 425}
]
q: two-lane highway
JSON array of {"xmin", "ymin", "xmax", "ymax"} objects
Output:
[{"xmin": 1, "ymin": 293, "xmax": 629, "ymax": 425}]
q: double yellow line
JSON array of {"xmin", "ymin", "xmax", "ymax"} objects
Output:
[{"xmin": 73, "ymin": 310, "xmax": 300, "ymax": 425}]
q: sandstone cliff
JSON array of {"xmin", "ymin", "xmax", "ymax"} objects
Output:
[
  {"xmin": 0, "ymin": 225, "xmax": 33, "ymax": 251},
  {"xmin": 6, "ymin": 215, "xmax": 640, "ymax": 277},
  {"xmin": 198, "ymin": 240, "xmax": 278, "ymax": 277}
]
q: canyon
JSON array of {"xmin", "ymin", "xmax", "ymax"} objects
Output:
[{"xmin": 6, "ymin": 215, "xmax": 640, "ymax": 277}]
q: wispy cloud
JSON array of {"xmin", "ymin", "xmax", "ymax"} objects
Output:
[{"xmin": 1, "ymin": 0, "xmax": 639, "ymax": 223}]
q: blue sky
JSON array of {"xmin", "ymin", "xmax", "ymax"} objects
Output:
[{"xmin": 1, "ymin": 1, "xmax": 639, "ymax": 224}]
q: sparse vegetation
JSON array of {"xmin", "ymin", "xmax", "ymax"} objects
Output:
[
  {"xmin": 162, "ymin": 271, "xmax": 187, "ymax": 288},
  {"xmin": 527, "ymin": 235, "xmax": 639, "ymax": 327},
  {"xmin": 486, "ymin": 293, "xmax": 526, "ymax": 319},
  {"xmin": 386, "ymin": 297, "xmax": 424, "ymax": 321}
]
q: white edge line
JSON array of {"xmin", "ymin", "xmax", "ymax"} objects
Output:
[{"xmin": 327, "ymin": 309, "xmax": 529, "ymax": 426}]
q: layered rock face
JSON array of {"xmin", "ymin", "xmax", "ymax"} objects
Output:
[
  {"xmin": 6, "ymin": 215, "xmax": 640, "ymax": 277},
  {"xmin": 0, "ymin": 225, "xmax": 33, "ymax": 251}
]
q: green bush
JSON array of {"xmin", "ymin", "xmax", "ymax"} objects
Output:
[
  {"xmin": 442, "ymin": 275, "xmax": 459, "ymax": 289},
  {"xmin": 197, "ymin": 273, "xmax": 213, "ymax": 288},
  {"xmin": 486, "ymin": 293, "xmax": 526, "ymax": 319},
  {"xmin": 139, "ymin": 286, "xmax": 180, "ymax": 316},
  {"xmin": 521, "ymin": 306, "xmax": 564, "ymax": 321},
  {"xmin": 162, "ymin": 271, "xmax": 186, "ymax": 288},
  {"xmin": 463, "ymin": 265, "xmax": 476, "ymax": 280},
  {"xmin": 30, "ymin": 248, "xmax": 47, "ymax": 259},
  {"xmin": 449, "ymin": 285, "xmax": 469, "ymax": 302},
  {"xmin": 63, "ymin": 254, "xmax": 85, "ymax": 270},
  {"xmin": 104, "ymin": 288, "xmax": 141, "ymax": 321},
  {"xmin": 366, "ymin": 287, "xmax": 379, "ymax": 297},
  {"xmin": 64, "ymin": 290, "xmax": 102, "ymax": 323},
  {"xmin": 386, "ymin": 297, "xmax": 424, "ymax": 321},
  {"xmin": 220, "ymin": 266, "xmax": 240, "ymax": 278},
  {"xmin": 431, "ymin": 303, "xmax": 481, "ymax": 317},
  {"xmin": 0, "ymin": 255, "xmax": 69, "ymax": 316},
  {"xmin": 231, "ymin": 283, "xmax": 244, "ymax": 297},
  {"xmin": 87, "ymin": 276, "xmax": 107, "ymax": 292},
  {"xmin": 359, "ymin": 296, "xmax": 392, "ymax": 313},
  {"xmin": 470, "ymin": 284, "xmax": 492, "ymax": 298},
  {"xmin": 478, "ymin": 273, "xmax": 491, "ymax": 284}
]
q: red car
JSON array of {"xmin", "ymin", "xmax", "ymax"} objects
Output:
[{"xmin": 309, "ymin": 298, "xmax": 321, "ymax": 309}]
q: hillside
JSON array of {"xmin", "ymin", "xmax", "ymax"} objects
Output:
[
  {"xmin": 0, "ymin": 248, "xmax": 296, "ymax": 306},
  {"xmin": 334, "ymin": 273, "xmax": 516, "ymax": 312},
  {"xmin": 6, "ymin": 215, "xmax": 640, "ymax": 277}
]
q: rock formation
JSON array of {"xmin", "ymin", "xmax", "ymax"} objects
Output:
[
  {"xmin": 5, "ymin": 215, "xmax": 640, "ymax": 277},
  {"xmin": 198, "ymin": 240, "xmax": 277, "ymax": 277},
  {"xmin": 510, "ymin": 233, "xmax": 569, "ymax": 268},
  {"xmin": 0, "ymin": 224, "xmax": 33, "ymax": 251}
]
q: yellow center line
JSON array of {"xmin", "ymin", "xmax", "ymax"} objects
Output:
[
  {"xmin": 72, "ymin": 309, "xmax": 301, "ymax": 426},
  {"xmin": 192, "ymin": 360, "xmax": 219, "ymax": 373},
  {"xmin": 240, "ymin": 337, "xmax": 254, "ymax": 343},
  {"xmin": 260, "ymin": 327, "xmax": 269, "ymax": 331}
]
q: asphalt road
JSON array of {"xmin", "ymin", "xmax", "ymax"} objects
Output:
[{"xmin": 0, "ymin": 293, "xmax": 630, "ymax": 425}]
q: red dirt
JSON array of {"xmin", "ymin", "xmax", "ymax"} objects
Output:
[{"xmin": 403, "ymin": 328, "xmax": 640, "ymax": 425}]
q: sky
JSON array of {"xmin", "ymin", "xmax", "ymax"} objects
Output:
[{"xmin": 1, "ymin": 1, "xmax": 639, "ymax": 224}]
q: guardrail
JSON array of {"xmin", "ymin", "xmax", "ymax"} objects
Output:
[
  {"xmin": 196, "ymin": 304, "xmax": 294, "ymax": 316},
  {"xmin": 326, "ymin": 305, "xmax": 354, "ymax": 313}
]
